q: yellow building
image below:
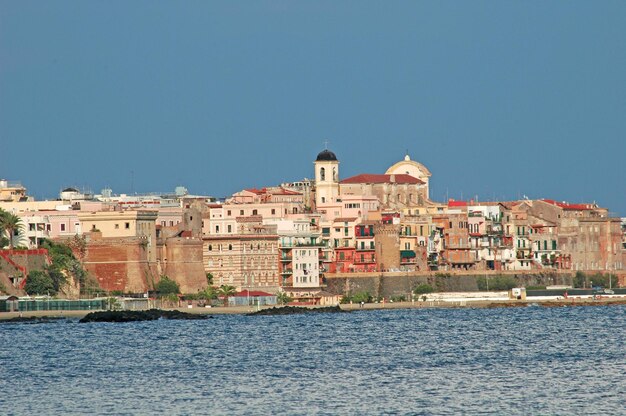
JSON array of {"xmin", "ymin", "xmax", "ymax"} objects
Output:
[{"xmin": 0, "ymin": 180, "xmax": 28, "ymax": 202}]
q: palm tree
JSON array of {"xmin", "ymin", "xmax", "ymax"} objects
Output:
[
  {"xmin": 0, "ymin": 209, "xmax": 21, "ymax": 249},
  {"xmin": 276, "ymin": 291, "xmax": 292, "ymax": 305},
  {"xmin": 217, "ymin": 285, "xmax": 237, "ymax": 306}
]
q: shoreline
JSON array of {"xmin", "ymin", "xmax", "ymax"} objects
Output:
[{"xmin": 1, "ymin": 296, "xmax": 626, "ymax": 321}]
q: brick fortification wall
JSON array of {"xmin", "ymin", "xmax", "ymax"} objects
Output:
[
  {"xmin": 83, "ymin": 237, "xmax": 158, "ymax": 293},
  {"xmin": 162, "ymin": 238, "xmax": 207, "ymax": 294}
]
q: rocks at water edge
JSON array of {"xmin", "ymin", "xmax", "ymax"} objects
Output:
[
  {"xmin": 79, "ymin": 309, "xmax": 210, "ymax": 323},
  {"xmin": 0, "ymin": 316, "xmax": 68, "ymax": 324},
  {"xmin": 246, "ymin": 305, "xmax": 345, "ymax": 316}
]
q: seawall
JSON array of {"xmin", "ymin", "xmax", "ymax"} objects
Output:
[{"xmin": 325, "ymin": 270, "xmax": 580, "ymax": 298}]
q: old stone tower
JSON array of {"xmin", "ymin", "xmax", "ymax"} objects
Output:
[{"xmin": 374, "ymin": 223, "xmax": 401, "ymax": 272}]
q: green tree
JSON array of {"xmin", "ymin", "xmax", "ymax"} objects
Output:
[
  {"xmin": 218, "ymin": 285, "xmax": 237, "ymax": 306},
  {"xmin": 206, "ymin": 273, "xmax": 214, "ymax": 286},
  {"xmin": 40, "ymin": 239, "xmax": 88, "ymax": 294},
  {"xmin": 0, "ymin": 209, "xmax": 21, "ymax": 249},
  {"xmin": 276, "ymin": 291, "xmax": 292, "ymax": 305},
  {"xmin": 156, "ymin": 275, "xmax": 180, "ymax": 296},
  {"xmin": 200, "ymin": 286, "xmax": 218, "ymax": 301},
  {"xmin": 350, "ymin": 291, "xmax": 373, "ymax": 303},
  {"xmin": 25, "ymin": 270, "xmax": 55, "ymax": 295},
  {"xmin": 573, "ymin": 271, "xmax": 586, "ymax": 288},
  {"xmin": 477, "ymin": 275, "xmax": 518, "ymax": 291},
  {"xmin": 413, "ymin": 283, "xmax": 435, "ymax": 295}
]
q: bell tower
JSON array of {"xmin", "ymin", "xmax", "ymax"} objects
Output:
[{"xmin": 314, "ymin": 149, "xmax": 339, "ymax": 207}]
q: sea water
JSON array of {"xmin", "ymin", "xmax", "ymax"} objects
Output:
[{"xmin": 1, "ymin": 306, "xmax": 624, "ymax": 415}]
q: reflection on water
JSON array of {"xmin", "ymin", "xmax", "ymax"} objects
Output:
[{"xmin": 1, "ymin": 306, "xmax": 624, "ymax": 415}]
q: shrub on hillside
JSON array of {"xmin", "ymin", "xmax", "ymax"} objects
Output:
[{"xmin": 413, "ymin": 284, "xmax": 435, "ymax": 295}]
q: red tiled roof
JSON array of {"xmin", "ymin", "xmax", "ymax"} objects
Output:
[
  {"xmin": 333, "ymin": 217, "xmax": 358, "ymax": 223},
  {"xmin": 272, "ymin": 189, "xmax": 301, "ymax": 195},
  {"xmin": 448, "ymin": 199, "xmax": 468, "ymax": 207},
  {"xmin": 245, "ymin": 188, "xmax": 265, "ymax": 195},
  {"xmin": 340, "ymin": 174, "xmax": 424, "ymax": 185},
  {"xmin": 234, "ymin": 290, "xmax": 274, "ymax": 297},
  {"xmin": 541, "ymin": 199, "xmax": 595, "ymax": 210}
]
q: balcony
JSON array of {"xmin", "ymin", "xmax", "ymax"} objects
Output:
[
  {"xmin": 280, "ymin": 269, "xmax": 293, "ymax": 275},
  {"xmin": 280, "ymin": 256, "xmax": 292, "ymax": 262}
]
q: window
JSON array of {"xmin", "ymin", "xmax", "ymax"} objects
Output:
[
  {"xmin": 227, "ymin": 210, "xmax": 231, "ymax": 216},
  {"xmin": 320, "ymin": 167, "xmax": 326, "ymax": 181},
  {"xmin": 161, "ymin": 221, "xmax": 166, "ymax": 226},
  {"xmin": 60, "ymin": 224, "xmax": 66, "ymax": 232},
  {"xmin": 115, "ymin": 224, "xmax": 119, "ymax": 229},
  {"xmin": 29, "ymin": 224, "xmax": 36, "ymax": 231},
  {"xmin": 125, "ymin": 222, "xmax": 130, "ymax": 229},
  {"xmin": 208, "ymin": 245, "xmax": 212, "ymax": 251},
  {"xmin": 228, "ymin": 244, "xmax": 232, "ymax": 251},
  {"xmin": 271, "ymin": 209, "xmax": 276, "ymax": 215},
  {"xmin": 321, "ymin": 197, "xmax": 326, "ymax": 203},
  {"xmin": 252, "ymin": 209, "xmax": 258, "ymax": 215},
  {"xmin": 215, "ymin": 225, "xmax": 220, "ymax": 233},
  {"xmin": 227, "ymin": 225, "xmax": 232, "ymax": 233},
  {"xmin": 240, "ymin": 210, "xmax": 244, "ymax": 215}
]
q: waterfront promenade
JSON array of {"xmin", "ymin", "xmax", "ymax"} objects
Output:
[{"xmin": 2, "ymin": 295, "xmax": 626, "ymax": 321}]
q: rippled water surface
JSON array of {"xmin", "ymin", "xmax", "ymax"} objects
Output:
[{"xmin": 1, "ymin": 306, "xmax": 625, "ymax": 415}]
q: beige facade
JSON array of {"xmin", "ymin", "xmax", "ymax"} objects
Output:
[
  {"xmin": 203, "ymin": 234, "xmax": 279, "ymax": 289},
  {"xmin": 385, "ymin": 154, "xmax": 432, "ymax": 200},
  {"xmin": 0, "ymin": 180, "xmax": 28, "ymax": 202},
  {"xmin": 340, "ymin": 175, "xmax": 428, "ymax": 210}
]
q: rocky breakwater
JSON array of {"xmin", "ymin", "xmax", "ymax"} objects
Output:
[
  {"xmin": 246, "ymin": 305, "xmax": 346, "ymax": 316},
  {"xmin": 79, "ymin": 309, "xmax": 210, "ymax": 323}
]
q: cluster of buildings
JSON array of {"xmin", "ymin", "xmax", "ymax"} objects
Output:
[{"xmin": 1, "ymin": 150, "xmax": 625, "ymax": 302}]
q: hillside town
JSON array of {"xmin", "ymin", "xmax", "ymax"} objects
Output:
[{"xmin": 1, "ymin": 149, "xmax": 625, "ymax": 304}]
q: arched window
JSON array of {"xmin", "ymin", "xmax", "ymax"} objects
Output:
[
  {"xmin": 208, "ymin": 245, "xmax": 212, "ymax": 251},
  {"xmin": 320, "ymin": 167, "xmax": 326, "ymax": 181},
  {"xmin": 332, "ymin": 167, "xmax": 337, "ymax": 181},
  {"xmin": 228, "ymin": 244, "xmax": 232, "ymax": 250}
]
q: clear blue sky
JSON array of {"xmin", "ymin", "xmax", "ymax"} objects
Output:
[{"xmin": 1, "ymin": 1, "xmax": 625, "ymax": 215}]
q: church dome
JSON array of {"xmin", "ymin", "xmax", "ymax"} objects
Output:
[{"xmin": 316, "ymin": 149, "xmax": 338, "ymax": 161}]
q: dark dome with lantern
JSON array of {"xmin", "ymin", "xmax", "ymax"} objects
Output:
[{"xmin": 316, "ymin": 149, "xmax": 338, "ymax": 161}]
